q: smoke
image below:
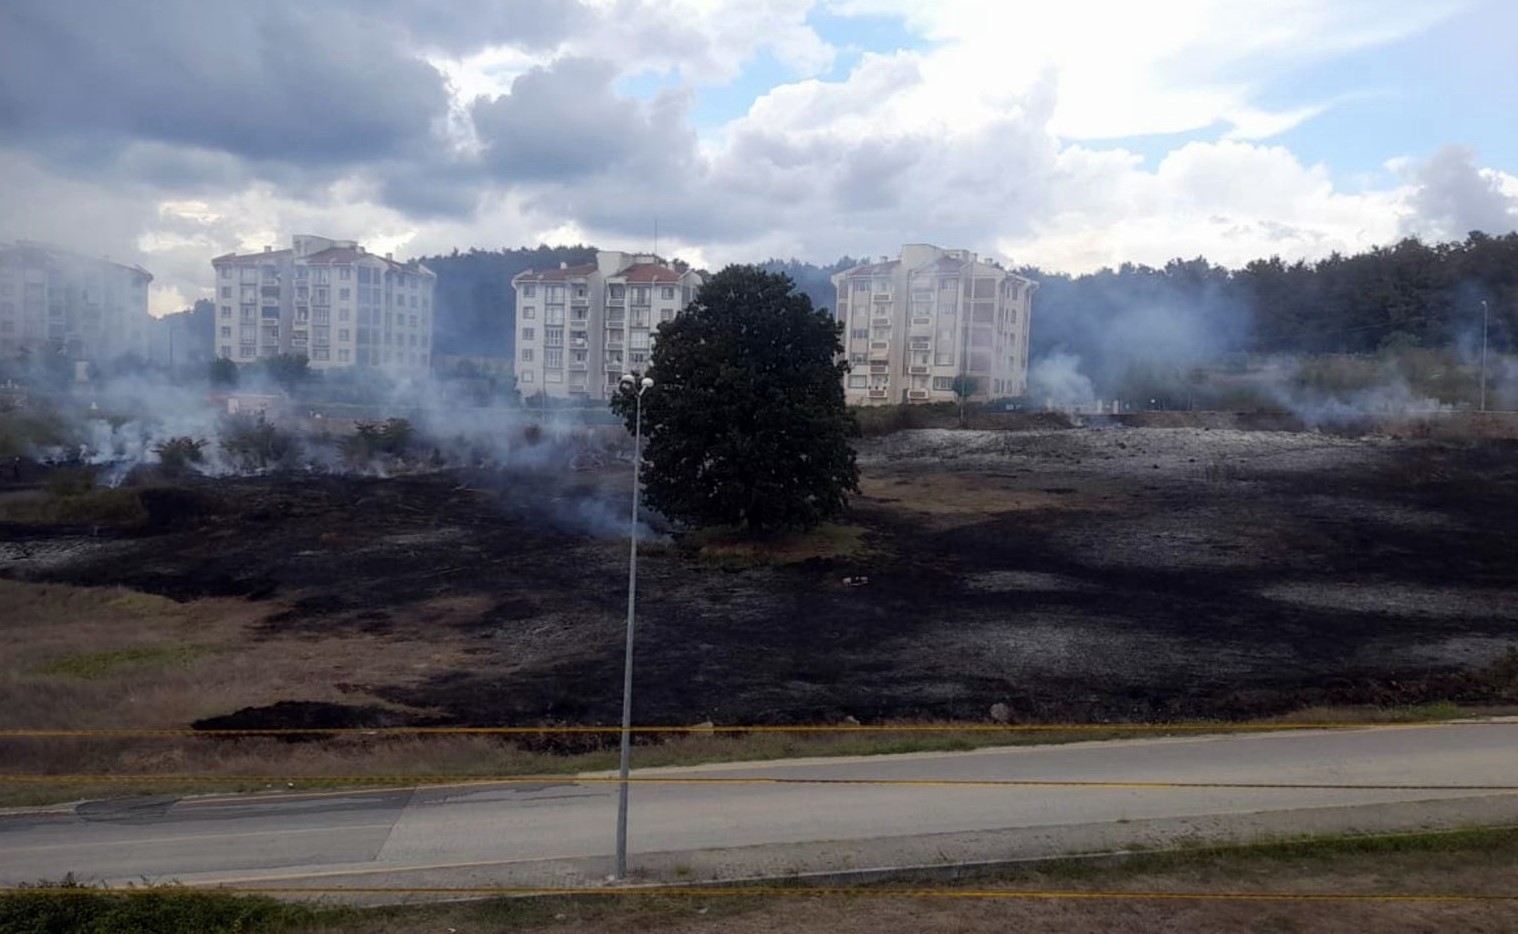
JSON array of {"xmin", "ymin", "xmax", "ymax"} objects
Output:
[
  {"xmin": 13, "ymin": 370, "xmax": 652, "ymax": 539},
  {"xmin": 1028, "ymin": 350, "xmax": 1096, "ymax": 405}
]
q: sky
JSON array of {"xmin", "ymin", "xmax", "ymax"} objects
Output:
[{"xmin": 1, "ymin": 0, "xmax": 1516, "ymax": 316}]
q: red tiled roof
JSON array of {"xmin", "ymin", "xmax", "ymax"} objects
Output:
[
  {"xmin": 213, "ymin": 249, "xmax": 293, "ymax": 263},
  {"xmin": 922, "ymin": 256, "xmax": 969, "ymax": 272},
  {"xmin": 843, "ymin": 260, "xmax": 899, "ymax": 277},
  {"xmin": 514, "ymin": 263, "xmax": 598, "ymax": 283},
  {"xmin": 301, "ymin": 247, "xmax": 368, "ymax": 265},
  {"xmin": 618, "ymin": 263, "xmax": 682, "ymax": 283}
]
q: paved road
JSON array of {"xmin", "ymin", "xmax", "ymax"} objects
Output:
[{"xmin": 3, "ymin": 724, "xmax": 1516, "ymax": 890}]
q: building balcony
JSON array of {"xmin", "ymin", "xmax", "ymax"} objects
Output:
[
  {"xmin": 606, "ymin": 297, "xmax": 625, "ymax": 307},
  {"xmin": 867, "ymin": 389, "xmax": 889, "ymax": 399},
  {"xmin": 869, "ymin": 364, "xmax": 890, "ymax": 374},
  {"xmin": 871, "ymin": 316, "xmax": 892, "ymax": 328},
  {"xmin": 605, "ymin": 360, "xmax": 624, "ymax": 372},
  {"xmin": 907, "ymin": 390, "xmax": 930, "ymax": 400},
  {"xmin": 569, "ymin": 361, "xmax": 588, "ymax": 371},
  {"xmin": 908, "ymin": 365, "xmax": 930, "ymax": 375},
  {"xmin": 872, "ymin": 292, "xmax": 893, "ymax": 302}
]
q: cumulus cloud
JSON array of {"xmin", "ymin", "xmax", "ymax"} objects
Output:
[
  {"xmin": 1400, "ymin": 145, "xmax": 1518, "ymax": 241},
  {"xmin": 0, "ymin": 0, "xmax": 451, "ymax": 165},
  {"xmin": 0, "ymin": 0, "xmax": 1507, "ymax": 315}
]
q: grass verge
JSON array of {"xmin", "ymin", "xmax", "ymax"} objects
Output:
[{"xmin": 4, "ymin": 827, "xmax": 1517, "ymax": 933}]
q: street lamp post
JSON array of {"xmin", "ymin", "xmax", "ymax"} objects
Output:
[
  {"xmin": 614, "ymin": 373, "xmax": 653, "ymax": 880},
  {"xmin": 1480, "ymin": 300, "xmax": 1489, "ymax": 413}
]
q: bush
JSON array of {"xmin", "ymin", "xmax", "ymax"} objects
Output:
[
  {"xmin": 152, "ymin": 437, "xmax": 207, "ymax": 477},
  {"xmin": 0, "ymin": 877, "xmax": 315, "ymax": 934},
  {"xmin": 219, "ymin": 415, "xmax": 301, "ymax": 472}
]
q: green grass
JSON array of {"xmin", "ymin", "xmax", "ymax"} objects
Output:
[
  {"xmin": 0, "ymin": 877, "xmax": 325, "ymax": 934},
  {"xmin": 41, "ymin": 645, "xmax": 208, "ymax": 679}
]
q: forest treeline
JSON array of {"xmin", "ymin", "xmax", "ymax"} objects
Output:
[{"xmin": 410, "ymin": 233, "xmax": 1517, "ymax": 364}]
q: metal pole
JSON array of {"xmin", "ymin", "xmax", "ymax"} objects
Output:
[
  {"xmin": 614, "ymin": 388, "xmax": 642, "ymax": 879},
  {"xmin": 1480, "ymin": 300, "xmax": 1489, "ymax": 413}
]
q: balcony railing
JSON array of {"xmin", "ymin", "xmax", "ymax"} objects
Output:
[
  {"xmin": 605, "ymin": 361, "xmax": 623, "ymax": 372},
  {"xmin": 867, "ymin": 389, "xmax": 889, "ymax": 398},
  {"xmin": 872, "ymin": 292, "xmax": 893, "ymax": 302},
  {"xmin": 908, "ymin": 390, "xmax": 930, "ymax": 400}
]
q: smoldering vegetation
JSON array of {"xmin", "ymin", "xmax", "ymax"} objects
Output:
[{"xmin": 0, "ymin": 368, "xmax": 646, "ymax": 540}]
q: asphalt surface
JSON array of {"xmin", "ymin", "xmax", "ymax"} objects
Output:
[{"xmin": 3, "ymin": 723, "xmax": 1517, "ymax": 890}]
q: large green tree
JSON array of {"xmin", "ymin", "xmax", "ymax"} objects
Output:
[{"xmin": 611, "ymin": 265, "xmax": 859, "ymax": 532}]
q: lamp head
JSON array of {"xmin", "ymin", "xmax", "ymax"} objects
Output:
[
  {"xmin": 640, "ymin": 377, "xmax": 654, "ymax": 390},
  {"xmin": 620, "ymin": 374, "xmax": 634, "ymax": 388}
]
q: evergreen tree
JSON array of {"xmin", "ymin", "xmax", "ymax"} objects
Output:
[{"xmin": 611, "ymin": 265, "xmax": 859, "ymax": 532}]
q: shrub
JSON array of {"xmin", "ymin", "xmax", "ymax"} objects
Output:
[
  {"xmin": 0, "ymin": 876, "xmax": 315, "ymax": 934},
  {"xmin": 219, "ymin": 415, "xmax": 300, "ymax": 472},
  {"xmin": 152, "ymin": 437, "xmax": 207, "ymax": 477}
]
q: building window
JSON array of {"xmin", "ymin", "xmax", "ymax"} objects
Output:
[
  {"xmin": 220, "ymin": 345, "xmax": 231, "ymax": 358},
  {"xmin": 239, "ymin": 347, "xmax": 254, "ymax": 359},
  {"xmin": 338, "ymin": 308, "xmax": 349, "ymax": 322},
  {"xmin": 521, "ymin": 327, "xmax": 534, "ymax": 341},
  {"xmin": 339, "ymin": 267, "xmax": 351, "ymax": 280},
  {"xmin": 545, "ymin": 369, "xmax": 563, "ymax": 383},
  {"xmin": 544, "ymin": 327, "xmax": 563, "ymax": 346},
  {"xmin": 630, "ymin": 330, "xmax": 650, "ymax": 350},
  {"xmin": 220, "ymin": 286, "xmax": 232, "ymax": 298},
  {"xmin": 850, "ymin": 328, "xmax": 868, "ymax": 340},
  {"xmin": 660, "ymin": 308, "xmax": 674, "ymax": 322},
  {"xmin": 220, "ymin": 268, "xmax": 231, "ymax": 279},
  {"xmin": 338, "ymin": 349, "xmax": 350, "ymax": 362},
  {"xmin": 848, "ymin": 375, "xmax": 868, "ymax": 388},
  {"xmin": 660, "ymin": 287, "xmax": 675, "ymax": 300},
  {"xmin": 220, "ymin": 305, "xmax": 232, "ymax": 318},
  {"xmin": 410, "ymin": 314, "xmax": 417, "ymax": 327},
  {"xmin": 522, "ymin": 285, "xmax": 536, "ymax": 298},
  {"xmin": 219, "ymin": 326, "xmax": 231, "ymax": 338},
  {"xmin": 520, "ymin": 349, "xmax": 533, "ymax": 362},
  {"xmin": 544, "ymin": 349, "xmax": 563, "ymax": 368},
  {"xmin": 339, "ymin": 288, "xmax": 350, "ymax": 300},
  {"xmin": 521, "ymin": 306, "xmax": 535, "ymax": 319},
  {"xmin": 933, "ymin": 377, "xmax": 953, "ymax": 391},
  {"xmin": 338, "ymin": 329, "xmax": 350, "ymax": 341},
  {"xmin": 521, "ymin": 371, "xmax": 534, "ymax": 383}
]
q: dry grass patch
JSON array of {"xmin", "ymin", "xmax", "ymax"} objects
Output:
[
  {"xmin": 685, "ymin": 523, "xmax": 879, "ymax": 568},
  {"xmin": 859, "ymin": 473, "xmax": 1124, "ymax": 524}
]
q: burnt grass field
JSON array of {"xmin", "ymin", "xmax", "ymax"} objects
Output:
[{"xmin": 4, "ymin": 414, "xmax": 1518, "ymax": 731}]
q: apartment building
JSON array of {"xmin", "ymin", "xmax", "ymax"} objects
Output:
[
  {"xmin": 210, "ymin": 235, "xmax": 435, "ymax": 376},
  {"xmin": 512, "ymin": 251, "xmax": 703, "ymax": 399},
  {"xmin": 0, "ymin": 241, "xmax": 153, "ymax": 364},
  {"xmin": 831, "ymin": 244, "xmax": 1037, "ymax": 405}
]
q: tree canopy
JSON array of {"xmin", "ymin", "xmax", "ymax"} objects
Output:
[{"xmin": 611, "ymin": 265, "xmax": 859, "ymax": 533}]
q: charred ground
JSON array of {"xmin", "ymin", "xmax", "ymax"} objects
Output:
[{"xmin": 4, "ymin": 416, "xmax": 1518, "ymax": 731}]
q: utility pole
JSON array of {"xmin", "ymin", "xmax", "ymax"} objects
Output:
[
  {"xmin": 614, "ymin": 374, "xmax": 653, "ymax": 879},
  {"xmin": 1480, "ymin": 300, "xmax": 1489, "ymax": 413}
]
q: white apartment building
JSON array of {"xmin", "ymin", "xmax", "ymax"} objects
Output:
[
  {"xmin": 210, "ymin": 235, "xmax": 435, "ymax": 376},
  {"xmin": 512, "ymin": 251, "xmax": 703, "ymax": 399},
  {"xmin": 0, "ymin": 241, "xmax": 153, "ymax": 364},
  {"xmin": 832, "ymin": 244, "xmax": 1037, "ymax": 405}
]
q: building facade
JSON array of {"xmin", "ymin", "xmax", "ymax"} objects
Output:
[
  {"xmin": 0, "ymin": 241, "xmax": 153, "ymax": 365},
  {"xmin": 210, "ymin": 235, "xmax": 435, "ymax": 376},
  {"xmin": 512, "ymin": 251, "xmax": 703, "ymax": 399},
  {"xmin": 831, "ymin": 244, "xmax": 1036, "ymax": 405}
]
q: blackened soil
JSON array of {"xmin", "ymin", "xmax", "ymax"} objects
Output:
[{"xmin": 6, "ymin": 431, "xmax": 1518, "ymax": 728}]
